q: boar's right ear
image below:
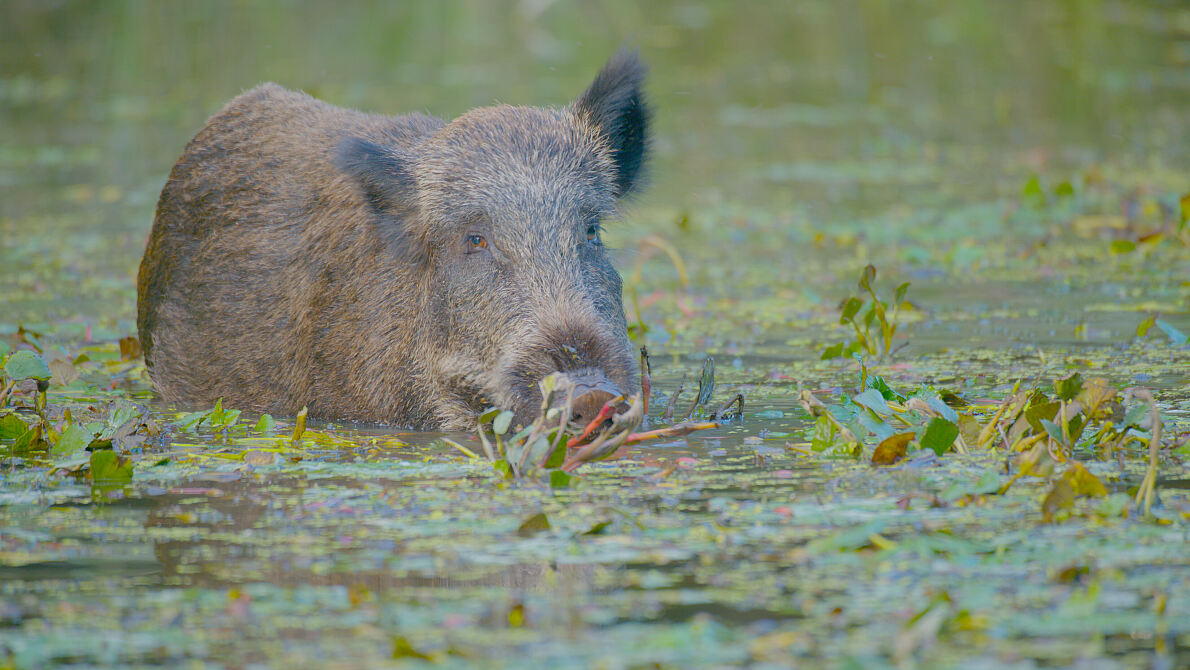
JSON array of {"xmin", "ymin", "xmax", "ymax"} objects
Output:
[
  {"xmin": 574, "ymin": 50, "xmax": 651, "ymax": 197},
  {"xmin": 335, "ymin": 136, "xmax": 418, "ymax": 215}
]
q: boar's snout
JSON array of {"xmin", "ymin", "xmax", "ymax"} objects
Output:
[
  {"xmin": 572, "ymin": 387, "xmax": 617, "ymax": 424},
  {"xmin": 552, "ymin": 369, "xmax": 626, "ymax": 424},
  {"xmin": 502, "ymin": 319, "xmax": 637, "ymax": 427}
]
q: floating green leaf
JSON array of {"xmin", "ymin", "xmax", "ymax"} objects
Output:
[
  {"xmin": 582, "ymin": 519, "xmax": 612, "ymax": 535},
  {"xmin": 805, "ymin": 520, "xmax": 888, "ymax": 554},
  {"xmin": 4, "ymin": 350, "xmax": 51, "ymax": 381},
  {"xmin": 1136, "ymin": 314, "xmax": 1156, "ymax": 337},
  {"xmin": 177, "ymin": 408, "xmax": 212, "ymax": 431},
  {"xmin": 108, "ymin": 402, "xmax": 138, "ymax": 431},
  {"xmin": 12, "ymin": 423, "xmax": 46, "ymax": 453},
  {"xmin": 853, "ymin": 388, "xmax": 892, "ymax": 415},
  {"xmin": 253, "ymin": 414, "xmax": 275, "ymax": 433},
  {"xmin": 516, "ymin": 511, "xmax": 551, "ymax": 537},
  {"xmin": 919, "ymin": 393, "xmax": 959, "ymax": 423},
  {"xmin": 0, "ymin": 412, "xmax": 29, "ymax": 440},
  {"xmin": 820, "ymin": 342, "xmax": 846, "ymax": 360},
  {"xmin": 391, "ymin": 636, "xmax": 432, "ymax": 661},
  {"xmin": 53, "ymin": 422, "xmax": 94, "ymax": 457},
  {"xmin": 810, "ymin": 415, "xmax": 836, "ymax": 453},
  {"xmin": 972, "ymin": 470, "xmax": 1002, "ymax": 495},
  {"xmin": 1024, "ymin": 401, "xmax": 1060, "ymax": 434},
  {"xmin": 920, "ymin": 417, "xmax": 959, "ymax": 455},
  {"xmin": 550, "ymin": 470, "xmax": 575, "ymax": 489},
  {"xmin": 89, "ymin": 449, "xmax": 133, "ymax": 497},
  {"xmin": 1022, "ymin": 175, "xmax": 1046, "ymax": 207},
  {"xmin": 1109, "ymin": 239, "xmax": 1135, "ymax": 254},
  {"xmin": 1053, "ymin": 372, "xmax": 1083, "ymax": 401},
  {"xmin": 1121, "ymin": 403, "xmax": 1149, "ymax": 430},
  {"xmin": 492, "ymin": 459, "xmax": 513, "ymax": 479}
]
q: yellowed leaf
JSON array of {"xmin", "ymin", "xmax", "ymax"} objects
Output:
[
  {"xmin": 118, "ymin": 336, "xmax": 142, "ymax": 361},
  {"xmin": 872, "ymin": 432, "xmax": 914, "ymax": 465},
  {"xmin": 1042, "ymin": 478, "xmax": 1075, "ymax": 522},
  {"xmin": 1076, "ymin": 378, "xmax": 1116, "ymax": 419},
  {"xmin": 1015, "ymin": 439, "xmax": 1057, "ymax": 477},
  {"xmin": 1062, "ymin": 462, "xmax": 1108, "ymax": 498}
]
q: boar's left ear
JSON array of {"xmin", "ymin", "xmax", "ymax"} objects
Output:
[
  {"xmin": 335, "ymin": 136, "xmax": 418, "ymax": 214},
  {"xmin": 574, "ymin": 50, "xmax": 651, "ymax": 197}
]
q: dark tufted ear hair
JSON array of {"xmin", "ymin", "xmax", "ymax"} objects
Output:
[
  {"xmin": 335, "ymin": 136, "xmax": 418, "ymax": 214},
  {"xmin": 574, "ymin": 50, "xmax": 651, "ymax": 197}
]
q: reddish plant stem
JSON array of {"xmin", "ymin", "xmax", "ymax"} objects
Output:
[
  {"xmin": 562, "ymin": 421, "xmax": 719, "ymax": 473},
  {"xmin": 566, "ymin": 399, "xmax": 620, "ymax": 449},
  {"xmin": 623, "ymin": 421, "xmax": 718, "ymax": 445}
]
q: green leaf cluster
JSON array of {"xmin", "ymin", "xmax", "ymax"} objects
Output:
[
  {"xmin": 822, "ymin": 264, "xmax": 911, "ymax": 360},
  {"xmin": 474, "ymin": 373, "xmax": 577, "ymax": 483},
  {"xmin": 177, "ymin": 398, "xmax": 243, "ymax": 434}
]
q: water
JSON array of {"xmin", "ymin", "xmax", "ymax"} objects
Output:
[{"xmin": 2, "ymin": 1, "xmax": 1190, "ymax": 667}]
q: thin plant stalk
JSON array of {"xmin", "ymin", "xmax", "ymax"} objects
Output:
[
  {"xmin": 1131, "ymin": 389, "xmax": 1161, "ymax": 518},
  {"xmin": 624, "ymin": 421, "xmax": 718, "ymax": 445},
  {"xmin": 663, "ymin": 374, "xmax": 686, "ymax": 421},
  {"xmin": 640, "ymin": 346, "xmax": 651, "ymax": 417}
]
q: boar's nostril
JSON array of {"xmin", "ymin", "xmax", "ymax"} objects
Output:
[{"xmin": 571, "ymin": 388, "xmax": 616, "ymax": 423}]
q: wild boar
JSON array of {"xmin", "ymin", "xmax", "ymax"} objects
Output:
[{"xmin": 136, "ymin": 52, "xmax": 650, "ymax": 430}]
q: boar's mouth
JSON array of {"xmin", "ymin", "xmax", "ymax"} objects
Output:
[
  {"xmin": 547, "ymin": 368, "xmax": 628, "ymax": 424},
  {"xmin": 499, "ymin": 362, "xmax": 632, "ymax": 430},
  {"xmin": 463, "ymin": 325, "xmax": 637, "ymax": 430},
  {"xmin": 432, "ymin": 362, "xmax": 626, "ymax": 432},
  {"xmin": 493, "ymin": 368, "xmax": 618, "ymax": 427}
]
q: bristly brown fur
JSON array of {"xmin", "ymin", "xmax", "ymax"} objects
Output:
[{"xmin": 137, "ymin": 53, "xmax": 650, "ymax": 429}]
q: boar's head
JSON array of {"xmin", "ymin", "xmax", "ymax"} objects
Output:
[{"xmin": 337, "ymin": 51, "xmax": 650, "ymax": 429}]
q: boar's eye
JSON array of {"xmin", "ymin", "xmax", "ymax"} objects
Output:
[
  {"xmin": 586, "ymin": 224, "xmax": 602, "ymax": 246},
  {"xmin": 465, "ymin": 234, "xmax": 488, "ymax": 253}
]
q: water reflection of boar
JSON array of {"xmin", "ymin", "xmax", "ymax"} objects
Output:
[{"xmin": 137, "ymin": 52, "xmax": 649, "ymax": 429}]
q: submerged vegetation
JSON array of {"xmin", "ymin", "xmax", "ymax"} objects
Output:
[{"xmin": 4, "ymin": 1, "xmax": 1190, "ymax": 668}]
